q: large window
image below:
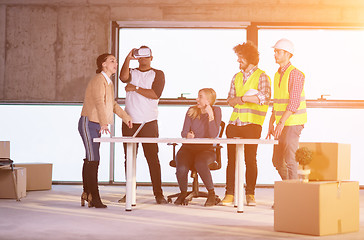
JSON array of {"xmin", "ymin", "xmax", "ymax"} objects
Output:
[
  {"xmin": 118, "ymin": 28, "xmax": 247, "ymax": 99},
  {"xmin": 2, "ymin": 24, "xmax": 364, "ymax": 185},
  {"xmin": 0, "ymin": 105, "xmax": 110, "ymax": 182},
  {"xmin": 258, "ymin": 28, "xmax": 364, "ymax": 100}
]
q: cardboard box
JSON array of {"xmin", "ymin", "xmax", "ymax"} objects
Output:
[
  {"xmin": 14, "ymin": 163, "xmax": 52, "ymax": 191},
  {"xmin": 0, "ymin": 167, "xmax": 26, "ymax": 199},
  {"xmin": 299, "ymin": 142, "xmax": 351, "ymax": 181},
  {"xmin": 0, "ymin": 141, "xmax": 10, "ymax": 158},
  {"xmin": 274, "ymin": 180, "xmax": 359, "ymax": 236}
]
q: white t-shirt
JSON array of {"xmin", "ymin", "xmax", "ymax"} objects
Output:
[{"xmin": 125, "ymin": 68, "xmax": 165, "ymax": 123}]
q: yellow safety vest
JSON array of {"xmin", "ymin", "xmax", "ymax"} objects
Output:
[
  {"xmin": 229, "ymin": 68, "xmax": 270, "ymax": 126},
  {"xmin": 273, "ymin": 65, "xmax": 307, "ymax": 126}
]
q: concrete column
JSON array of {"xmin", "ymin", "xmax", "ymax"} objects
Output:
[
  {"xmin": 5, "ymin": 6, "xmax": 57, "ymax": 100},
  {"xmin": 0, "ymin": 6, "xmax": 5, "ymax": 99}
]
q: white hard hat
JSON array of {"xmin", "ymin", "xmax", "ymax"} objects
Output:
[
  {"xmin": 244, "ymin": 89, "xmax": 259, "ymax": 96},
  {"xmin": 272, "ymin": 38, "xmax": 294, "ymax": 55}
]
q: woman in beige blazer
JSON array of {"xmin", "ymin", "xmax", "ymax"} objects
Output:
[{"xmin": 78, "ymin": 53, "xmax": 132, "ymax": 208}]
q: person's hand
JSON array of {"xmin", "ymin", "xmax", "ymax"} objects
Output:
[
  {"xmin": 186, "ymin": 131, "xmax": 195, "ymax": 139},
  {"xmin": 206, "ymin": 106, "xmax": 214, "ymax": 121},
  {"xmin": 125, "ymin": 84, "xmax": 137, "ymax": 92},
  {"xmin": 127, "ymin": 49, "xmax": 138, "ymax": 60},
  {"xmin": 227, "ymin": 97, "xmax": 242, "ymax": 107},
  {"xmin": 127, "ymin": 120, "xmax": 133, "ymax": 129},
  {"xmin": 266, "ymin": 123, "xmax": 274, "ymax": 139},
  {"xmin": 203, "ymin": 101, "xmax": 214, "ymax": 120},
  {"xmin": 123, "ymin": 115, "xmax": 133, "ymax": 128},
  {"xmin": 273, "ymin": 122, "xmax": 284, "ymax": 139},
  {"xmin": 99, "ymin": 125, "xmax": 111, "ymax": 135}
]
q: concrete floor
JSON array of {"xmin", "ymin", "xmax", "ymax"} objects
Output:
[{"xmin": 1, "ymin": 185, "xmax": 363, "ymax": 240}]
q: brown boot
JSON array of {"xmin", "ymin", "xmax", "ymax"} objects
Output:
[
  {"xmin": 81, "ymin": 159, "xmax": 89, "ymax": 207},
  {"xmin": 88, "ymin": 161, "xmax": 107, "ymax": 208}
]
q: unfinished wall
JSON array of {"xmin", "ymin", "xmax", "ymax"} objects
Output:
[
  {"xmin": 0, "ymin": 5, "xmax": 5, "ymax": 100},
  {"xmin": 110, "ymin": 0, "xmax": 364, "ymax": 23},
  {"xmin": 0, "ymin": 0, "xmax": 363, "ymax": 102},
  {"xmin": 55, "ymin": 6, "xmax": 110, "ymax": 101},
  {"xmin": 1, "ymin": 3, "xmax": 110, "ymax": 102}
]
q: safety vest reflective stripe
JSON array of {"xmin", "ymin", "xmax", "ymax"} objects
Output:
[
  {"xmin": 273, "ymin": 65, "xmax": 307, "ymax": 126},
  {"xmin": 274, "ymin": 108, "xmax": 307, "ymax": 116},
  {"xmin": 273, "ymin": 96, "xmax": 306, "ymax": 104},
  {"xmin": 229, "ymin": 68, "xmax": 270, "ymax": 126},
  {"xmin": 232, "ymin": 108, "xmax": 268, "ymax": 116}
]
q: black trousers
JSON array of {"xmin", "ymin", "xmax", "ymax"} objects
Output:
[
  {"xmin": 122, "ymin": 120, "xmax": 163, "ymax": 197},
  {"xmin": 225, "ymin": 123, "xmax": 262, "ymax": 195}
]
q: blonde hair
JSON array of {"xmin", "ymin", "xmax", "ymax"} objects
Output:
[{"xmin": 188, "ymin": 88, "xmax": 217, "ymax": 120}]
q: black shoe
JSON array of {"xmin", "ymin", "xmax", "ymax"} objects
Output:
[
  {"xmin": 118, "ymin": 195, "xmax": 126, "ymax": 203},
  {"xmin": 155, "ymin": 195, "xmax": 168, "ymax": 204},
  {"xmin": 204, "ymin": 190, "xmax": 217, "ymax": 207},
  {"xmin": 174, "ymin": 191, "xmax": 188, "ymax": 205}
]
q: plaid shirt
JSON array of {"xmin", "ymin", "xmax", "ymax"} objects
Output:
[
  {"xmin": 277, "ymin": 62, "xmax": 305, "ymax": 112},
  {"xmin": 228, "ymin": 66, "xmax": 271, "ymax": 126}
]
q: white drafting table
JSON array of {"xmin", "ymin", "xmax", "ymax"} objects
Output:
[{"xmin": 94, "ymin": 137, "xmax": 277, "ymax": 212}]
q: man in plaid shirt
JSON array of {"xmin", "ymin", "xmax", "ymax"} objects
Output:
[
  {"xmin": 222, "ymin": 41, "xmax": 271, "ymax": 207},
  {"xmin": 267, "ymin": 38, "xmax": 307, "ymax": 180}
]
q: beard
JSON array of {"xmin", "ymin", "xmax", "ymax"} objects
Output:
[{"xmin": 239, "ymin": 63, "xmax": 249, "ymax": 71}]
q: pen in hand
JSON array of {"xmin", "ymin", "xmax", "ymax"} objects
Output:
[{"xmin": 187, "ymin": 131, "xmax": 195, "ymax": 139}]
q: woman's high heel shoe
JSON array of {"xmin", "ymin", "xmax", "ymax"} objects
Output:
[
  {"xmin": 87, "ymin": 193, "xmax": 94, "ymax": 208},
  {"xmin": 88, "ymin": 161, "xmax": 107, "ymax": 208},
  {"xmin": 89, "ymin": 192, "xmax": 107, "ymax": 208},
  {"xmin": 81, "ymin": 192, "xmax": 88, "ymax": 207}
]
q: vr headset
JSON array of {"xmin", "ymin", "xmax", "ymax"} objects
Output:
[{"xmin": 133, "ymin": 48, "xmax": 151, "ymax": 58}]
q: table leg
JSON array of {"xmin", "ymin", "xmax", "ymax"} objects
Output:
[
  {"xmin": 125, "ymin": 143, "xmax": 134, "ymax": 211},
  {"xmin": 236, "ymin": 144, "xmax": 245, "ymax": 213},
  {"xmin": 132, "ymin": 143, "xmax": 137, "ymax": 206},
  {"xmin": 234, "ymin": 152, "xmax": 238, "ymax": 208}
]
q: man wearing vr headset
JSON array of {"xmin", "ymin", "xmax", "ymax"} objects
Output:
[{"xmin": 119, "ymin": 46, "xmax": 167, "ymax": 204}]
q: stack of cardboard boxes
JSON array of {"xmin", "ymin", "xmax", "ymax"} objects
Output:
[
  {"xmin": 0, "ymin": 141, "xmax": 27, "ymax": 199},
  {"xmin": 0, "ymin": 141, "xmax": 52, "ymax": 200},
  {"xmin": 274, "ymin": 142, "xmax": 359, "ymax": 236}
]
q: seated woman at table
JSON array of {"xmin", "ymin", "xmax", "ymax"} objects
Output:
[
  {"xmin": 174, "ymin": 88, "xmax": 222, "ymax": 207},
  {"xmin": 78, "ymin": 53, "xmax": 132, "ymax": 208}
]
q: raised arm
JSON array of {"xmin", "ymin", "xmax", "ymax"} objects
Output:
[
  {"xmin": 206, "ymin": 106, "xmax": 222, "ymax": 138},
  {"xmin": 119, "ymin": 49, "xmax": 136, "ymax": 83}
]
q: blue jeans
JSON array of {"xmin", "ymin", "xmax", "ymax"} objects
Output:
[
  {"xmin": 78, "ymin": 116, "xmax": 101, "ymax": 161},
  {"xmin": 272, "ymin": 125, "xmax": 304, "ymax": 180},
  {"xmin": 175, "ymin": 145, "xmax": 215, "ymax": 192}
]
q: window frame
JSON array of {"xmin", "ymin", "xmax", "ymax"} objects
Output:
[
  {"xmin": 112, "ymin": 21, "xmax": 364, "ymax": 109},
  {"xmin": 113, "ymin": 21, "xmax": 250, "ymax": 105}
]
